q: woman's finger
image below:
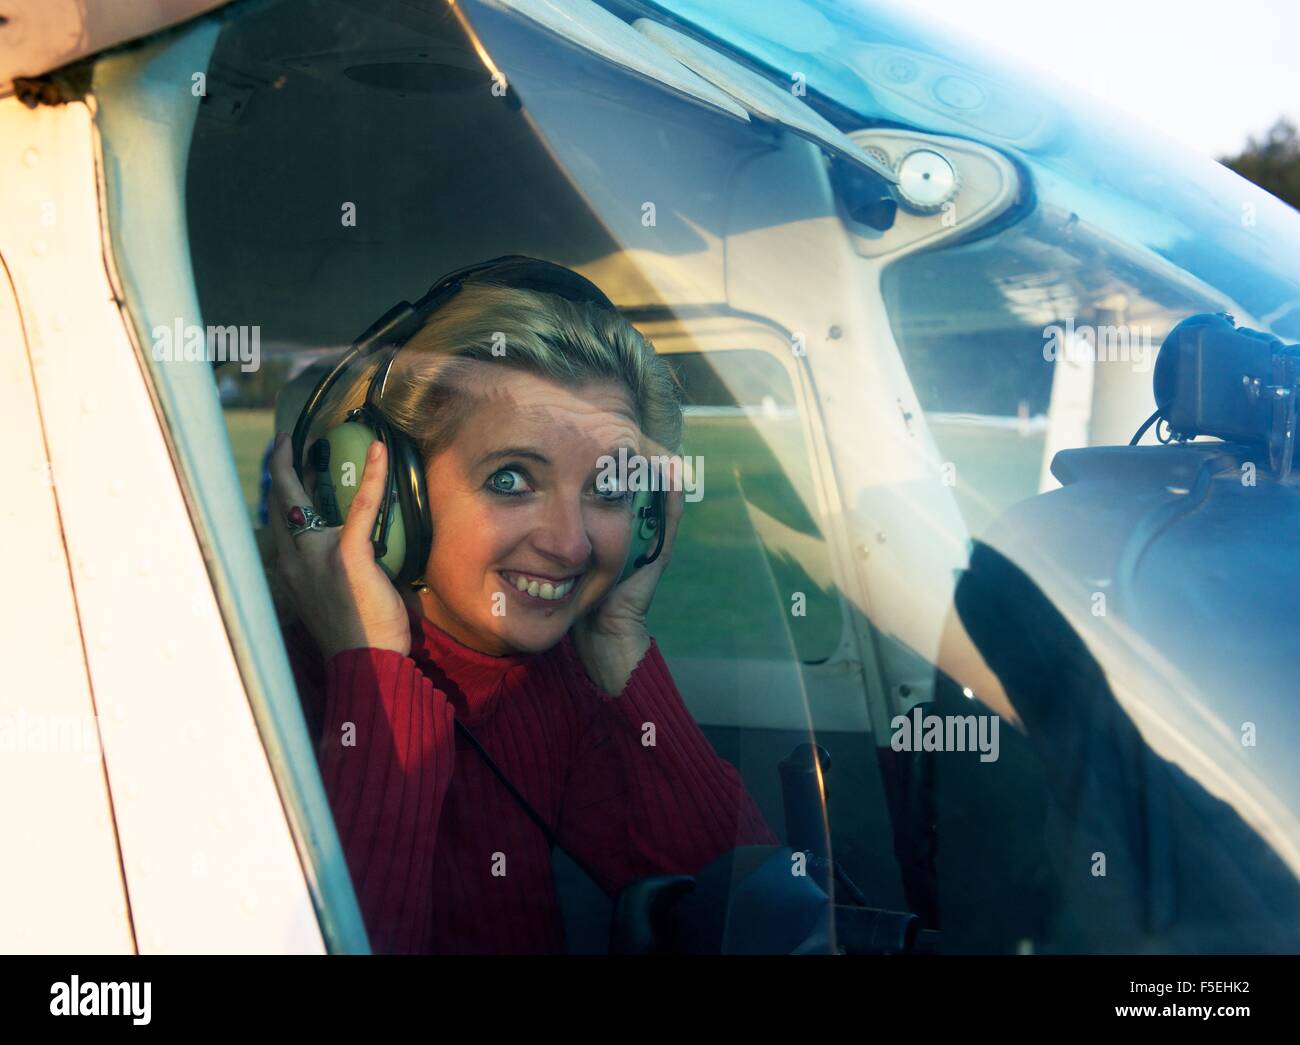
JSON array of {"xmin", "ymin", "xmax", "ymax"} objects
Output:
[
  {"xmin": 338, "ymin": 440, "xmax": 388, "ymax": 560},
  {"xmin": 266, "ymin": 461, "xmax": 332, "ymax": 565}
]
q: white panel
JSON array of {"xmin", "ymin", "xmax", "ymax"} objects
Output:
[
  {"xmin": 0, "ymin": 215, "xmax": 134, "ymax": 955},
  {"xmin": 0, "ymin": 96, "xmax": 324, "ymax": 953}
]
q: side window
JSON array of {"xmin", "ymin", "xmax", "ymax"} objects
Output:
[{"xmin": 881, "ymin": 221, "xmax": 1220, "ymax": 538}]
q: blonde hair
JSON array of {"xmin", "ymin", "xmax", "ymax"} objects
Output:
[{"xmin": 316, "ymin": 280, "xmax": 683, "ymax": 459}]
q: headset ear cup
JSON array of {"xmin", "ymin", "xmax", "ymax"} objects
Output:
[
  {"xmin": 616, "ymin": 487, "xmax": 664, "ymax": 584},
  {"xmin": 319, "ymin": 417, "xmax": 407, "ymax": 580},
  {"xmin": 386, "ymin": 431, "xmax": 432, "ymax": 586}
]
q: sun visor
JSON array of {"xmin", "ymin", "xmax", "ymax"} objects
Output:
[
  {"xmin": 632, "ymin": 18, "xmax": 897, "ymax": 184},
  {"xmin": 478, "ymin": 0, "xmax": 750, "ymax": 122}
]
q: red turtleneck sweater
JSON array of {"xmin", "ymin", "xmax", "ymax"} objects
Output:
[{"xmin": 286, "ymin": 607, "xmax": 779, "ymax": 954}]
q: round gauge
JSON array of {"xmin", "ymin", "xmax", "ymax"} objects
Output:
[{"xmin": 895, "ymin": 148, "xmax": 959, "ymax": 214}]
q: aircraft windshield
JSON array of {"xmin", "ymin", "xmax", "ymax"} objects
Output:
[{"xmin": 90, "ymin": 0, "xmax": 1300, "ymax": 954}]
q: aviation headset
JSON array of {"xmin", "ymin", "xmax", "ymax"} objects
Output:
[{"xmin": 290, "ymin": 255, "xmax": 667, "ymax": 589}]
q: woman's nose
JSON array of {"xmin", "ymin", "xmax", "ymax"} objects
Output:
[{"xmin": 530, "ymin": 493, "xmax": 593, "ymax": 568}]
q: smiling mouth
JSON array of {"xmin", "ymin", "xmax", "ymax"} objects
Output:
[{"xmin": 499, "ymin": 569, "xmax": 583, "ymax": 603}]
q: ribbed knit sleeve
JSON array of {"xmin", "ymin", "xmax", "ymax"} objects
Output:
[
  {"xmin": 556, "ymin": 637, "xmax": 780, "ymax": 897},
  {"xmin": 317, "ymin": 648, "xmax": 457, "ymax": 955}
]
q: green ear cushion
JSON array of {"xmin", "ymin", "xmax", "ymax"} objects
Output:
[{"xmin": 314, "ymin": 419, "xmax": 407, "ymax": 581}]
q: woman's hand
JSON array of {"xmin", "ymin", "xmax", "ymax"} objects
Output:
[
  {"xmin": 571, "ymin": 455, "xmax": 686, "ymax": 696},
  {"xmin": 267, "ymin": 432, "xmax": 413, "ymax": 660}
]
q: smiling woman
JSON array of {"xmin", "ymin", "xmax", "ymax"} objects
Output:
[
  {"xmin": 266, "ymin": 257, "xmax": 779, "ymax": 954},
  {"xmin": 410, "ymin": 367, "xmax": 650, "ymax": 660}
]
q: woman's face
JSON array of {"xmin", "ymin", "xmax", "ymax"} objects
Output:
[{"xmin": 415, "ymin": 366, "xmax": 643, "ymax": 656}]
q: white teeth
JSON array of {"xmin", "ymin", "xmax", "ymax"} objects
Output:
[{"xmin": 504, "ymin": 572, "xmax": 578, "ymax": 601}]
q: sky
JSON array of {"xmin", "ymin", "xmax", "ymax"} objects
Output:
[{"xmin": 894, "ymin": 0, "xmax": 1299, "ymax": 160}]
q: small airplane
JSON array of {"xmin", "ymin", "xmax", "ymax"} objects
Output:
[{"xmin": 2, "ymin": 0, "xmax": 1297, "ymax": 955}]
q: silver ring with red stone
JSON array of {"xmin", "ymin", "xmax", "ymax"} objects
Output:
[{"xmin": 285, "ymin": 504, "xmax": 327, "ymax": 537}]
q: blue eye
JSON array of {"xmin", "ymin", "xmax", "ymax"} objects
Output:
[
  {"xmin": 593, "ymin": 475, "xmax": 631, "ymax": 502},
  {"xmin": 487, "ymin": 467, "xmax": 530, "ymax": 496}
]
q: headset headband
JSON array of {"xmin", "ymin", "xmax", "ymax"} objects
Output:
[{"xmin": 292, "ymin": 255, "xmax": 618, "ymax": 481}]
